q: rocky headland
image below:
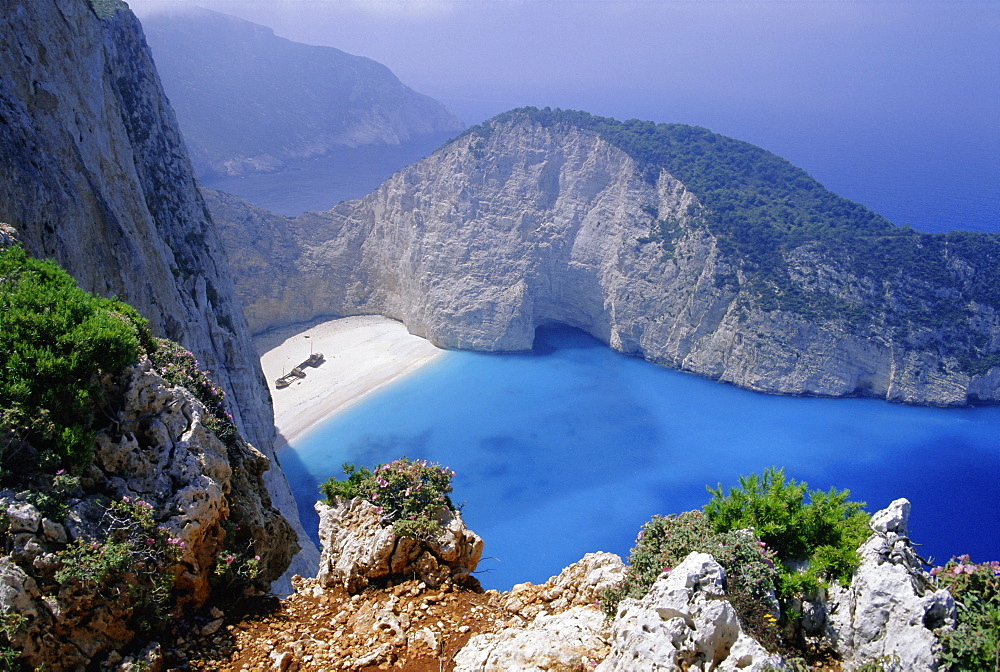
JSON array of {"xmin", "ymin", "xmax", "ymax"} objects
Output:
[
  {"xmin": 209, "ymin": 109, "xmax": 1000, "ymax": 407},
  {"xmin": 148, "ymin": 498, "xmax": 956, "ymax": 672}
]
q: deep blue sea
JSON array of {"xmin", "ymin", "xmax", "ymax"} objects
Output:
[{"xmin": 280, "ymin": 326, "xmax": 1000, "ymax": 591}]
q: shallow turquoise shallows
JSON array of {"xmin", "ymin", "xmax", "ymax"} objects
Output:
[{"xmin": 280, "ymin": 326, "xmax": 1000, "ymax": 591}]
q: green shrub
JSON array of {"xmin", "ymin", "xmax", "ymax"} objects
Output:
[
  {"xmin": 704, "ymin": 467, "xmax": 870, "ymax": 593},
  {"xmin": 932, "ymin": 555, "xmax": 1000, "ymax": 671},
  {"xmin": 87, "ymin": 0, "xmax": 129, "ymax": 20},
  {"xmin": 600, "ymin": 511, "xmax": 780, "ymax": 649},
  {"xmin": 0, "ymin": 246, "xmax": 151, "ymax": 471},
  {"xmin": 320, "ymin": 458, "xmax": 456, "ymax": 541}
]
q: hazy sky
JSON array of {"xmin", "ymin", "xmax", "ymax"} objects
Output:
[{"xmin": 131, "ymin": 0, "xmax": 999, "ymax": 231}]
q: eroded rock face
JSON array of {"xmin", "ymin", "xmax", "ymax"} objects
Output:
[
  {"xmin": 826, "ymin": 498, "xmax": 955, "ymax": 671},
  {"xmin": 501, "ymin": 552, "xmax": 626, "ymax": 620},
  {"xmin": 315, "ymin": 498, "xmax": 483, "ymax": 593},
  {"xmin": 211, "ymin": 115, "xmax": 1000, "ymax": 406},
  {"xmin": 597, "ymin": 552, "xmax": 772, "ymax": 672},
  {"xmin": 0, "ymin": 0, "xmax": 315, "ymax": 579},
  {"xmin": 0, "ymin": 364, "xmax": 295, "ymax": 671}
]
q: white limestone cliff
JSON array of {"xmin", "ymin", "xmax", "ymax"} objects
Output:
[
  {"xmin": 825, "ymin": 498, "xmax": 956, "ymax": 670},
  {"xmin": 0, "ymin": 0, "xmax": 316, "ymax": 585},
  {"xmin": 211, "ymin": 115, "xmax": 1000, "ymax": 406}
]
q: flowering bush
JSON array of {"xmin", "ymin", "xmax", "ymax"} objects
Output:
[
  {"xmin": 211, "ymin": 520, "xmax": 261, "ymax": 588},
  {"xmin": 931, "ymin": 555, "xmax": 1000, "ymax": 671},
  {"xmin": 320, "ymin": 458, "xmax": 456, "ymax": 541},
  {"xmin": 147, "ymin": 339, "xmax": 238, "ymax": 445},
  {"xmin": 55, "ymin": 496, "xmax": 182, "ymax": 630}
]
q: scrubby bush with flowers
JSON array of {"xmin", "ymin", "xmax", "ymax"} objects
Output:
[
  {"xmin": 55, "ymin": 496, "xmax": 183, "ymax": 630},
  {"xmin": 146, "ymin": 339, "xmax": 238, "ymax": 445},
  {"xmin": 320, "ymin": 458, "xmax": 456, "ymax": 541},
  {"xmin": 212, "ymin": 519, "xmax": 262, "ymax": 588},
  {"xmin": 931, "ymin": 555, "xmax": 1000, "ymax": 671}
]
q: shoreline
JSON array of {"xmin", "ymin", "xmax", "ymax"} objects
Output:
[{"xmin": 256, "ymin": 315, "xmax": 444, "ymax": 444}]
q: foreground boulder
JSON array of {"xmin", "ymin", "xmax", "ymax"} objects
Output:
[
  {"xmin": 826, "ymin": 498, "xmax": 956, "ymax": 670},
  {"xmin": 315, "ymin": 497, "xmax": 483, "ymax": 592},
  {"xmin": 597, "ymin": 552, "xmax": 772, "ymax": 671},
  {"xmin": 454, "ymin": 553, "xmax": 625, "ymax": 671}
]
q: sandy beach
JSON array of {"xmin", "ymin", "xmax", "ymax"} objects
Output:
[{"xmin": 256, "ymin": 316, "xmax": 444, "ymax": 443}]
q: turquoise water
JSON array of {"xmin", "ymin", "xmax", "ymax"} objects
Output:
[{"xmin": 280, "ymin": 326, "xmax": 1000, "ymax": 591}]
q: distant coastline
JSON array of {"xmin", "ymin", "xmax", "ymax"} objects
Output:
[{"xmin": 256, "ymin": 315, "xmax": 444, "ymax": 443}]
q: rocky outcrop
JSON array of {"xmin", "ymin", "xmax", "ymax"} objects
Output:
[
  {"xmin": 0, "ymin": 363, "xmax": 295, "ymax": 671},
  {"xmin": 825, "ymin": 499, "xmax": 956, "ymax": 670},
  {"xmin": 454, "ymin": 553, "xmax": 624, "ymax": 672},
  {"xmin": 137, "ymin": 6, "xmax": 464, "ymax": 177},
  {"xmin": 0, "ymin": 0, "xmax": 315, "ymax": 582},
  {"xmin": 454, "ymin": 607, "xmax": 610, "ymax": 672},
  {"xmin": 315, "ymin": 498, "xmax": 483, "ymax": 593},
  {"xmin": 597, "ymin": 552, "xmax": 773, "ymax": 671},
  {"xmin": 211, "ymin": 112, "xmax": 1000, "ymax": 406}
]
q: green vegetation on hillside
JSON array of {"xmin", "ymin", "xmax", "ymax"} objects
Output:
[
  {"xmin": 602, "ymin": 468, "xmax": 870, "ymax": 659},
  {"xmin": 0, "ymin": 245, "xmax": 152, "ymax": 471},
  {"xmin": 704, "ymin": 467, "xmax": 871, "ymax": 594}
]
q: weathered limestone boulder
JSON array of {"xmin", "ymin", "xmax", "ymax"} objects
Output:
[
  {"xmin": 501, "ymin": 552, "xmax": 625, "ymax": 621},
  {"xmin": 826, "ymin": 498, "xmax": 955, "ymax": 670},
  {"xmin": 315, "ymin": 497, "xmax": 483, "ymax": 592},
  {"xmin": 454, "ymin": 553, "xmax": 625, "ymax": 671},
  {"xmin": 0, "ymin": 364, "xmax": 296, "ymax": 671},
  {"xmin": 454, "ymin": 606, "xmax": 610, "ymax": 672},
  {"xmin": 597, "ymin": 552, "xmax": 772, "ymax": 671},
  {"xmin": 94, "ymin": 362, "xmax": 297, "ymax": 599}
]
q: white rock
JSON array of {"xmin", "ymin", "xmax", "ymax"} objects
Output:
[
  {"xmin": 454, "ymin": 606, "xmax": 608, "ymax": 672},
  {"xmin": 6, "ymin": 503, "xmax": 41, "ymax": 534},
  {"xmin": 597, "ymin": 552, "xmax": 771, "ymax": 671},
  {"xmin": 315, "ymin": 498, "xmax": 483, "ymax": 592},
  {"xmin": 826, "ymin": 499, "xmax": 955, "ymax": 671}
]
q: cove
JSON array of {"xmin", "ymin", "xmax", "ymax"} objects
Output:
[{"xmin": 280, "ymin": 325, "xmax": 1000, "ymax": 591}]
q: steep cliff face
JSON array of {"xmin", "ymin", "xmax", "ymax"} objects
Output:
[
  {"xmin": 212, "ymin": 111, "xmax": 1000, "ymax": 406},
  {"xmin": 138, "ymin": 6, "xmax": 464, "ymax": 177},
  {"xmin": 0, "ymin": 0, "xmax": 313, "ymax": 577}
]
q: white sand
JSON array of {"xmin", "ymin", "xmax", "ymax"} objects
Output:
[{"xmin": 256, "ymin": 316, "xmax": 444, "ymax": 443}]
